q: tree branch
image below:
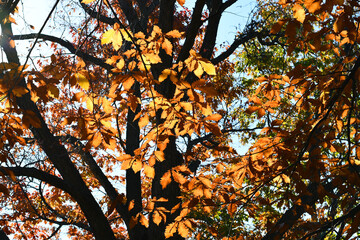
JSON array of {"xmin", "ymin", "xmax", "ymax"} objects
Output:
[
  {"xmin": 177, "ymin": 0, "xmax": 206, "ymax": 62},
  {"xmin": 0, "ymin": 166, "xmax": 70, "ymax": 193},
  {"xmin": 79, "ymin": 0, "xmax": 116, "ymax": 25},
  {"xmin": 11, "ymin": 33, "xmax": 112, "ymax": 70}
]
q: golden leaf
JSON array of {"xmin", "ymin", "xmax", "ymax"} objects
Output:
[
  {"xmin": 91, "ymin": 132, "xmax": 102, "ymax": 148},
  {"xmin": 132, "ymin": 160, "xmax": 142, "ymax": 173},
  {"xmin": 293, "ymin": 4, "xmax": 306, "ymax": 23},
  {"xmin": 82, "ymin": 0, "xmax": 96, "ymax": 3},
  {"xmin": 162, "ymin": 38, "xmax": 173, "ymax": 55},
  {"xmin": 138, "ymin": 114, "xmax": 149, "ymax": 129},
  {"xmin": 155, "ymin": 151, "xmax": 165, "ymax": 162},
  {"xmin": 75, "ymin": 73, "xmax": 90, "ymax": 90},
  {"xmin": 199, "ymin": 60, "xmax": 216, "ymax": 75},
  {"xmin": 101, "ymin": 29, "xmax": 115, "ymax": 45},
  {"xmin": 144, "ymin": 164, "xmax": 155, "ymax": 179},
  {"xmin": 86, "ymin": 98, "xmax": 94, "ymax": 112},
  {"xmin": 178, "ymin": 221, "xmax": 189, "ymax": 238},
  {"xmin": 122, "ymin": 76, "xmax": 135, "ymax": 91},
  {"xmin": 139, "ymin": 214, "xmax": 149, "ymax": 227}
]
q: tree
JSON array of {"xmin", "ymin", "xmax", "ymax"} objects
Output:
[{"xmin": 1, "ymin": 0, "xmax": 360, "ymax": 239}]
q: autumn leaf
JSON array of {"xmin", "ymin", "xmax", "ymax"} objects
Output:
[
  {"xmin": 165, "ymin": 222, "xmax": 177, "ymax": 238},
  {"xmin": 155, "ymin": 151, "xmax": 165, "ymax": 162},
  {"xmin": 199, "ymin": 60, "xmax": 216, "ymax": 75},
  {"xmin": 204, "ymin": 113, "xmax": 222, "ymax": 121},
  {"xmin": 293, "ymin": 4, "xmax": 306, "ymax": 23},
  {"xmin": 270, "ymin": 19, "xmax": 287, "ymax": 34},
  {"xmin": 304, "ymin": 0, "xmax": 321, "ymax": 13},
  {"xmin": 160, "ymin": 171, "xmax": 171, "ymax": 189},
  {"xmin": 75, "ymin": 73, "xmax": 90, "ymax": 90},
  {"xmin": 176, "ymin": 0, "xmax": 185, "ymax": 6},
  {"xmin": 81, "ymin": 0, "xmax": 96, "ymax": 3},
  {"xmin": 144, "ymin": 164, "xmax": 155, "ymax": 179}
]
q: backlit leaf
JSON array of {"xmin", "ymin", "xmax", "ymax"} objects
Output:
[
  {"xmin": 82, "ymin": 0, "xmax": 96, "ymax": 3},
  {"xmin": 76, "ymin": 73, "xmax": 90, "ymax": 90},
  {"xmin": 293, "ymin": 4, "xmax": 306, "ymax": 23},
  {"xmin": 160, "ymin": 171, "xmax": 171, "ymax": 189}
]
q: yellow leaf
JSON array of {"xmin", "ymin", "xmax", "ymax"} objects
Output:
[
  {"xmin": 82, "ymin": 0, "xmax": 96, "ymax": 3},
  {"xmin": 101, "ymin": 29, "xmax": 115, "ymax": 45},
  {"xmin": 155, "ymin": 151, "xmax": 165, "ymax": 162},
  {"xmin": 118, "ymin": 154, "xmax": 132, "ymax": 161},
  {"xmin": 76, "ymin": 73, "xmax": 90, "ymax": 90},
  {"xmin": 116, "ymin": 58, "xmax": 125, "ymax": 70},
  {"xmin": 86, "ymin": 98, "xmax": 94, "ymax": 112},
  {"xmin": 112, "ymin": 30, "xmax": 123, "ymax": 51},
  {"xmin": 293, "ymin": 4, "xmax": 306, "ymax": 23},
  {"xmin": 193, "ymin": 65, "xmax": 204, "ymax": 78},
  {"xmin": 199, "ymin": 61, "xmax": 216, "ymax": 75},
  {"xmin": 159, "ymin": 69, "xmax": 171, "ymax": 82}
]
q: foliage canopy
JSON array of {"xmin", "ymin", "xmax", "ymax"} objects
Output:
[{"xmin": 0, "ymin": 0, "xmax": 360, "ymax": 239}]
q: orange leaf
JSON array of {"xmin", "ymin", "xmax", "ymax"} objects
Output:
[
  {"xmin": 176, "ymin": 0, "xmax": 185, "ymax": 6},
  {"xmin": 132, "ymin": 160, "xmax": 142, "ymax": 173},
  {"xmin": 153, "ymin": 210, "xmax": 162, "ymax": 225},
  {"xmin": 122, "ymin": 76, "xmax": 135, "ymax": 91},
  {"xmin": 245, "ymin": 106, "xmax": 260, "ymax": 114},
  {"xmin": 165, "ymin": 222, "xmax": 177, "ymax": 238},
  {"xmin": 155, "ymin": 151, "xmax": 165, "ymax": 162},
  {"xmin": 160, "ymin": 171, "xmax": 171, "ymax": 189},
  {"xmin": 144, "ymin": 164, "xmax": 155, "ymax": 179},
  {"xmin": 178, "ymin": 221, "xmax": 190, "ymax": 238},
  {"xmin": 204, "ymin": 113, "xmax": 222, "ymax": 121},
  {"xmin": 257, "ymin": 108, "xmax": 266, "ymax": 118}
]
